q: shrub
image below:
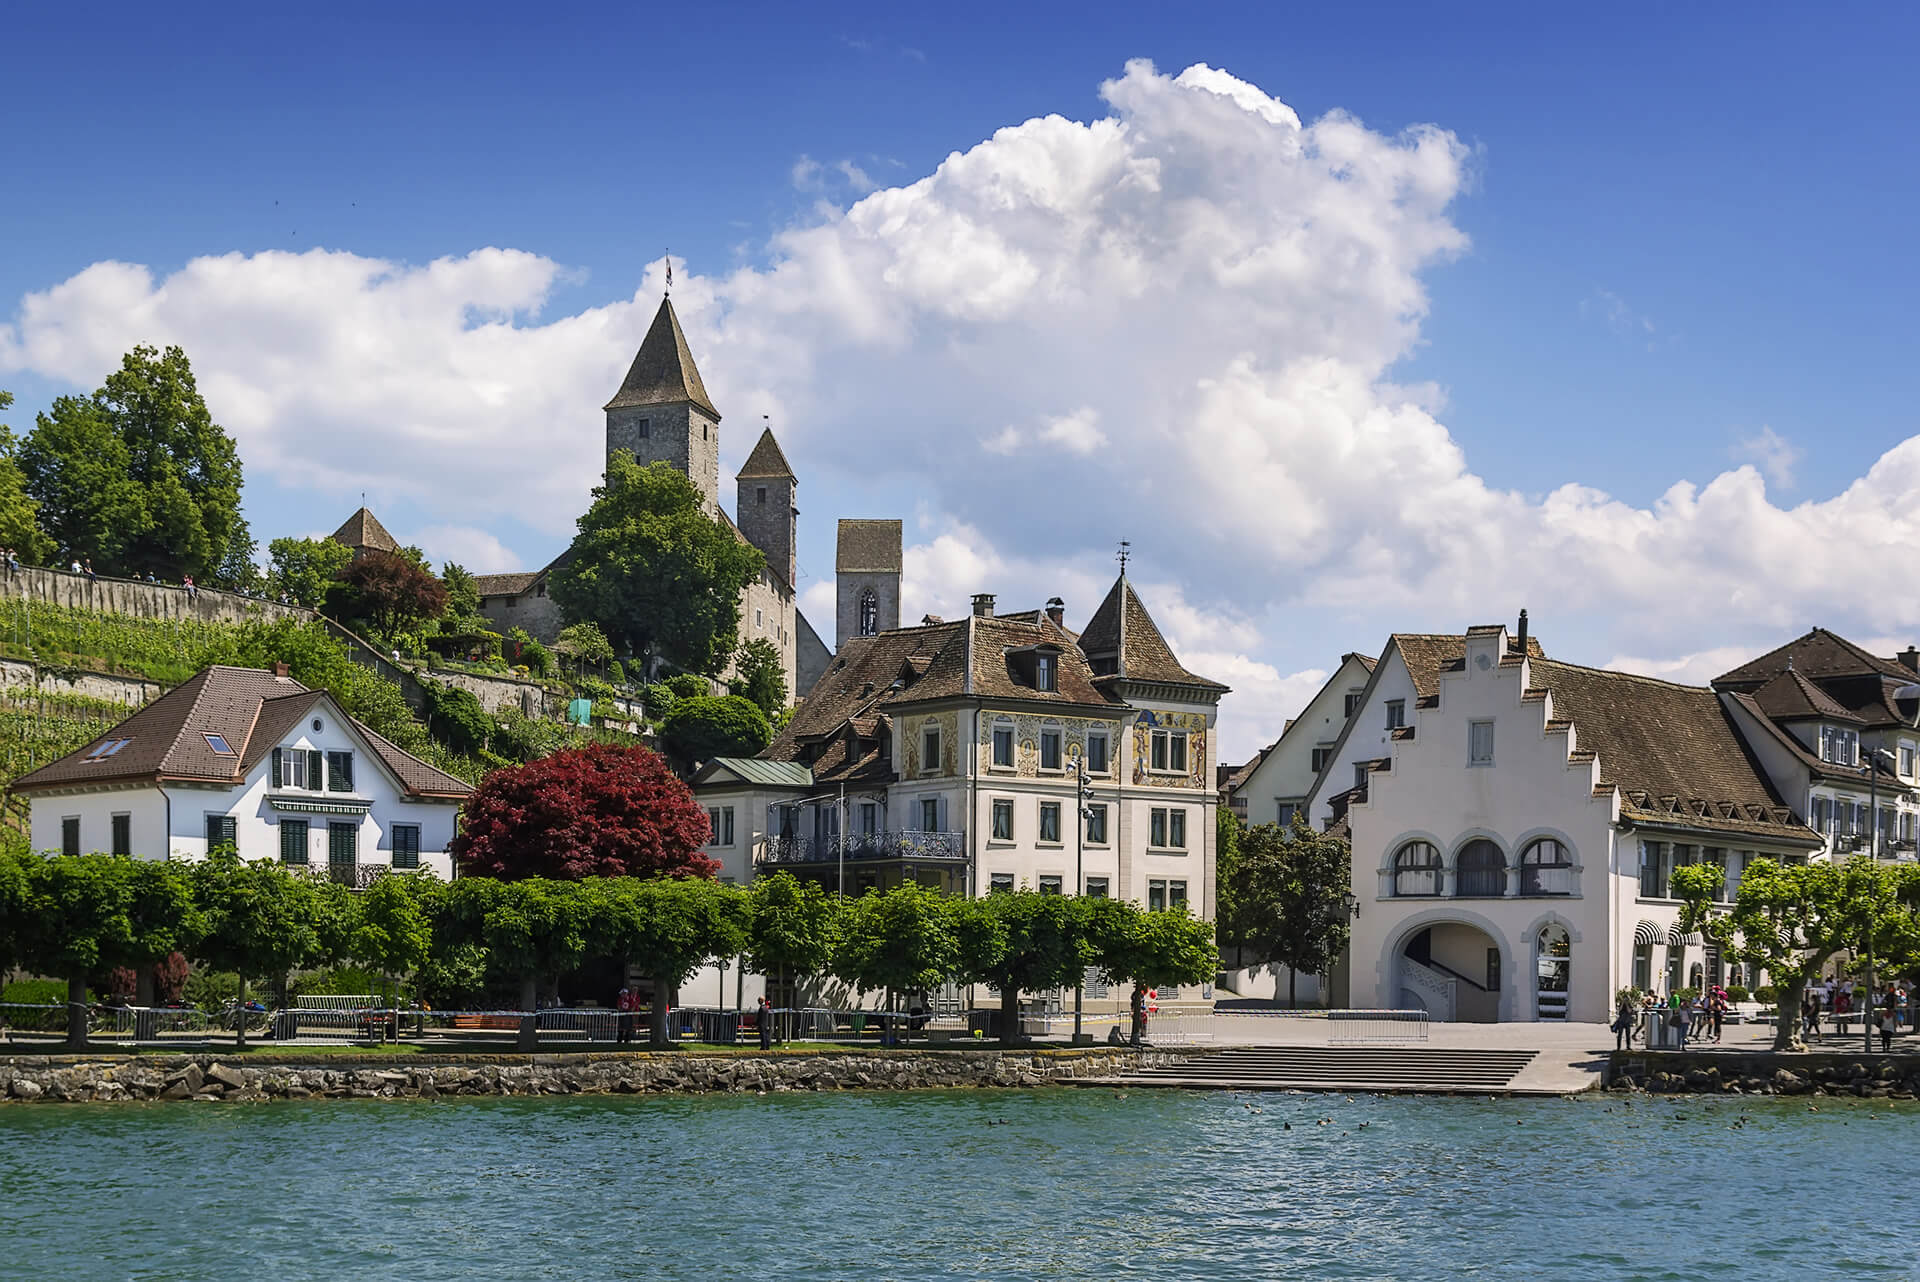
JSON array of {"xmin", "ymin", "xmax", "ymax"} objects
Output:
[
  {"xmin": 420, "ymin": 681, "xmax": 490, "ymax": 756},
  {"xmin": 183, "ymin": 968, "xmax": 244, "ymax": 1011},
  {"xmin": 2, "ymin": 977, "xmax": 68, "ymax": 1006},
  {"xmin": 658, "ymin": 694, "xmax": 772, "ymax": 771},
  {"xmin": 608, "ymin": 661, "xmax": 625, "ymax": 686},
  {"xmin": 664, "ymin": 673, "xmax": 709, "ymax": 701},
  {"xmin": 1726, "ymin": 984, "xmax": 1751, "ymax": 1004},
  {"xmin": 1754, "ymin": 985, "xmax": 1777, "ymax": 1004},
  {"xmin": 640, "ymin": 682, "xmax": 676, "ymax": 719}
]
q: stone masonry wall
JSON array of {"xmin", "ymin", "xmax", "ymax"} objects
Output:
[
  {"xmin": 1, "ymin": 565, "xmax": 310, "ymax": 627},
  {"xmin": 1610, "ymin": 1049, "xmax": 1920, "ymax": 1097},
  {"xmin": 0, "ymin": 1047, "xmax": 1187, "ymax": 1103}
]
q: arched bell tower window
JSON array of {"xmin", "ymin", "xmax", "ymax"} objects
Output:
[{"xmin": 859, "ymin": 589, "xmax": 879, "ymax": 637}]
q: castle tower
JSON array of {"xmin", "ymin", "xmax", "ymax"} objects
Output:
[
  {"xmin": 736, "ymin": 429, "xmax": 798, "ymax": 588},
  {"xmin": 604, "ymin": 296, "xmax": 721, "ymax": 511},
  {"xmin": 835, "ymin": 519, "xmax": 902, "ymax": 648}
]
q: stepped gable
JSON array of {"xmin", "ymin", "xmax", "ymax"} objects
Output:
[
  {"xmin": 11, "ymin": 665, "xmax": 471, "ymax": 798},
  {"xmin": 1396, "ymin": 631, "xmax": 1545, "ymax": 702},
  {"xmin": 736, "ymin": 428, "xmax": 796, "ymax": 481},
  {"xmin": 1526, "ymin": 658, "xmax": 1815, "ymax": 843},
  {"xmin": 1078, "ymin": 574, "xmax": 1226, "ymax": 691},
  {"xmin": 329, "ymin": 506, "xmax": 400, "ymax": 556},
  {"xmin": 604, "ymin": 296, "xmax": 718, "ymax": 419}
]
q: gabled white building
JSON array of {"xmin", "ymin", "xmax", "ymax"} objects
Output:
[
  {"xmin": 15, "ymin": 665, "xmax": 472, "ymax": 880},
  {"xmin": 1227, "ymin": 651, "xmax": 1375, "ymax": 829}
]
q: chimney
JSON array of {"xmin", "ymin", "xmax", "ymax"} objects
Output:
[
  {"xmin": 1900, "ymin": 646, "xmax": 1919, "ymax": 674},
  {"xmin": 1045, "ymin": 597, "xmax": 1065, "ymax": 627},
  {"xmin": 971, "ymin": 593, "xmax": 995, "ymax": 618},
  {"xmin": 272, "ymin": 662, "xmax": 291, "ymax": 678},
  {"xmin": 1515, "ymin": 608, "xmax": 1529, "ymax": 655}
]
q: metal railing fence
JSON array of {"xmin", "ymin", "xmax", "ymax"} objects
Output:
[{"xmin": 1327, "ymin": 1009, "xmax": 1430, "ymax": 1045}]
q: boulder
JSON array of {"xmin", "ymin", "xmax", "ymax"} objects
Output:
[
  {"xmin": 9, "ymin": 1078, "xmax": 44, "ymax": 1100},
  {"xmin": 204, "ymin": 1063, "xmax": 246, "ymax": 1091},
  {"xmin": 1772, "ymin": 1068, "xmax": 1808, "ymax": 1095}
]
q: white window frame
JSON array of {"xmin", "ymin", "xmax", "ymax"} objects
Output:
[
  {"xmin": 1085, "ymin": 803, "xmax": 1109, "ymax": 845},
  {"xmin": 1385, "ymin": 699, "xmax": 1405, "ymax": 730},
  {"xmin": 1149, "ymin": 728, "xmax": 1189, "ymax": 775},
  {"xmin": 1468, "ymin": 720, "xmax": 1495, "ymax": 767},
  {"xmin": 1038, "ymin": 801, "xmax": 1062, "ymax": 845},
  {"xmin": 1150, "ymin": 807, "xmax": 1188, "ymax": 850},
  {"xmin": 919, "ymin": 797, "xmax": 940, "ymax": 832},
  {"xmin": 990, "ymin": 798, "xmax": 1014, "ymax": 843},
  {"xmin": 1035, "ymin": 654, "xmax": 1056, "ymax": 692}
]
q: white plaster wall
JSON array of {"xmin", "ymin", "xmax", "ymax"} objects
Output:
[
  {"xmin": 1236, "ymin": 655, "xmax": 1370, "ymax": 827},
  {"xmin": 1311, "ymin": 652, "xmax": 1420, "ymax": 827},
  {"xmin": 30, "ymin": 787, "xmax": 167, "ymax": 857}
]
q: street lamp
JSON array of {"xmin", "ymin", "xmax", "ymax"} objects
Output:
[
  {"xmin": 1861, "ymin": 745, "xmax": 1898, "ymax": 1054},
  {"xmin": 1070, "ymin": 757, "xmax": 1096, "ymax": 1045}
]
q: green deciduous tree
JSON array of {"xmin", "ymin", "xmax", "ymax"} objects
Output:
[
  {"xmin": 190, "ymin": 851, "xmax": 323, "ymax": 1047},
  {"xmin": 1218, "ymin": 817, "xmax": 1354, "ymax": 1008},
  {"xmin": 434, "ymin": 877, "xmax": 593, "ymax": 1050},
  {"xmin": 598, "ymin": 877, "xmax": 746, "ymax": 1045},
  {"xmin": 658, "ymin": 694, "xmax": 772, "ymax": 773},
  {"xmin": 18, "ymin": 345, "xmax": 249, "ymax": 581},
  {"xmin": 441, "ymin": 562, "xmax": 482, "ymax": 620},
  {"xmin": 0, "ymin": 391, "xmax": 52, "ymax": 564},
  {"xmin": 731, "ymin": 638, "xmax": 787, "ymax": 717},
  {"xmin": 833, "ymin": 881, "xmax": 962, "ymax": 1007},
  {"xmin": 1086, "ymin": 898, "xmax": 1218, "ymax": 994},
  {"xmin": 556, "ymin": 621, "xmax": 615, "ymax": 673},
  {"xmin": 268, "ymin": 535, "xmax": 353, "ymax": 607},
  {"xmin": 1677, "ymin": 856, "xmax": 1920, "ymax": 1052},
  {"xmin": 744, "ymin": 872, "xmax": 842, "ymax": 1008},
  {"xmin": 549, "ymin": 454, "xmax": 764, "ymax": 675},
  {"xmin": 350, "ymin": 874, "xmax": 436, "ymax": 1006},
  {"xmin": 956, "ymin": 890, "xmax": 1090, "ymax": 1044}
]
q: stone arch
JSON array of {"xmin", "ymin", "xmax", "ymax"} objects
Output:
[
  {"xmin": 1373, "ymin": 828, "xmax": 1449, "ymax": 899},
  {"xmin": 1524, "ymin": 911, "xmax": 1580, "ymax": 1021}
]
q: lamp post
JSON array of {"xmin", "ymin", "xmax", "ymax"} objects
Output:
[
  {"xmin": 1071, "ymin": 758, "xmax": 1095, "ymax": 1045},
  {"xmin": 1862, "ymin": 745, "xmax": 1895, "ymax": 1054}
]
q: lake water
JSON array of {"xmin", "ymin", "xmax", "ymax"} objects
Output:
[{"xmin": 3, "ymin": 1088, "xmax": 1917, "ymax": 1280}]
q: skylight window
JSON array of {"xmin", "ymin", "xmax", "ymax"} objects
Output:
[
  {"xmin": 204, "ymin": 733, "xmax": 235, "ymax": 755},
  {"xmin": 83, "ymin": 738, "xmax": 131, "ymax": 762}
]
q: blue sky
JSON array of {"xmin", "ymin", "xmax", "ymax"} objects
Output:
[{"xmin": 6, "ymin": 4, "xmax": 1920, "ymax": 755}]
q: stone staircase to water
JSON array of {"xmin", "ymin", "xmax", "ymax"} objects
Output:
[{"xmin": 1094, "ymin": 1045, "xmax": 1542, "ymax": 1094}]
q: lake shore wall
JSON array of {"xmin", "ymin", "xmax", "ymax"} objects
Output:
[
  {"xmin": 1609, "ymin": 1048, "xmax": 1919, "ymax": 1097},
  {"xmin": 0, "ymin": 1047, "xmax": 1186, "ymax": 1103}
]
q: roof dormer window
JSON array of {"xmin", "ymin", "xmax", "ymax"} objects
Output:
[{"xmin": 1035, "ymin": 653, "xmax": 1055, "ymax": 693}]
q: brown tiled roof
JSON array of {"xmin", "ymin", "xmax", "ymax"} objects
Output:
[
  {"xmin": 474, "ymin": 571, "xmax": 540, "ymax": 599},
  {"xmin": 1726, "ymin": 692, "xmax": 1906, "ymax": 789},
  {"xmin": 1392, "ymin": 632, "xmax": 1545, "ymax": 700},
  {"xmin": 737, "ymin": 428, "xmax": 796, "ymax": 481},
  {"xmin": 1750, "ymin": 669, "xmax": 1863, "ymax": 724},
  {"xmin": 330, "ymin": 506, "xmax": 400, "ymax": 554},
  {"xmin": 836, "ymin": 519, "xmax": 903, "ymax": 573},
  {"xmin": 604, "ymin": 296, "xmax": 718, "ymax": 418},
  {"xmin": 11, "ymin": 666, "xmax": 471, "ymax": 800},
  {"xmin": 1078, "ymin": 575, "xmax": 1226, "ymax": 691},
  {"xmin": 1715, "ymin": 628, "xmax": 1915, "ymax": 687},
  {"xmin": 1528, "ymin": 659, "xmax": 1814, "ymax": 843}
]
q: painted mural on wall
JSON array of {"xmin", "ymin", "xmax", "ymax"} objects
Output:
[
  {"xmin": 902, "ymin": 711, "xmax": 958, "ymax": 778},
  {"xmin": 973, "ymin": 710, "xmax": 1115, "ymax": 778},
  {"xmin": 1130, "ymin": 709, "xmax": 1208, "ymax": 789}
]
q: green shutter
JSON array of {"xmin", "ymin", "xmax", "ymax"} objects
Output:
[{"xmin": 271, "ymin": 747, "xmax": 282, "ymax": 788}]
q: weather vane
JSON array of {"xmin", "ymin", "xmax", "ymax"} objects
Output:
[
  {"xmin": 1116, "ymin": 539, "xmax": 1131, "ymax": 573},
  {"xmin": 665, "ymin": 250, "xmax": 672, "ymax": 296}
]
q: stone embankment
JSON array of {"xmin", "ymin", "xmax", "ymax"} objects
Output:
[
  {"xmin": 0, "ymin": 1048, "xmax": 1187, "ymax": 1104},
  {"xmin": 1610, "ymin": 1050, "xmax": 1920, "ymax": 1098}
]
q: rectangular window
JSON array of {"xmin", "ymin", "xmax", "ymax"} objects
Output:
[
  {"xmin": 1344, "ymin": 692, "xmax": 1362, "ymax": 717},
  {"xmin": 922, "ymin": 726, "xmax": 941, "ymax": 773},
  {"xmin": 392, "ymin": 824, "xmax": 420, "ymax": 870},
  {"xmin": 1168, "ymin": 809, "xmax": 1187, "ymax": 849},
  {"xmin": 280, "ymin": 819, "xmax": 309, "ymax": 866},
  {"xmin": 1813, "ymin": 796, "xmax": 1831, "ymax": 833},
  {"xmin": 1039, "ymin": 802, "xmax": 1061, "ymax": 843},
  {"xmin": 920, "ymin": 798, "xmax": 940, "ymax": 832},
  {"xmin": 61, "ymin": 816, "xmax": 80, "ymax": 857},
  {"xmin": 326, "ymin": 751, "xmax": 353, "ymax": 793},
  {"xmin": 756, "ymin": 486, "xmax": 767, "ymax": 505},
  {"xmin": 328, "ymin": 822, "xmax": 357, "ymax": 883},
  {"xmin": 706, "ymin": 807, "xmax": 734, "ymax": 846},
  {"xmin": 1148, "ymin": 879, "xmax": 1168, "ymax": 911},
  {"xmin": 110, "ymin": 813, "xmax": 130, "ymax": 856},
  {"xmin": 1277, "ymin": 801, "xmax": 1299, "ymax": 828},
  {"xmin": 1904, "ymin": 746, "xmax": 1917, "ymax": 779},
  {"xmin": 1149, "ymin": 729, "xmax": 1189, "ymax": 774},
  {"xmin": 1085, "ymin": 731, "xmax": 1109, "ymax": 774},
  {"xmin": 1385, "ymin": 700, "xmax": 1405, "ymax": 730},
  {"xmin": 991, "ymin": 799, "xmax": 1014, "ymax": 841},
  {"xmin": 205, "ymin": 814, "xmax": 237, "ymax": 854},
  {"xmin": 1310, "ymin": 747, "xmax": 1333, "ymax": 773},
  {"xmin": 1038, "ymin": 875, "xmax": 1063, "ymax": 895},
  {"xmin": 203, "ymin": 733, "xmax": 234, "ymax": 755},
  {"xmin": 1035, "ymin": 654, "xmax": 1055, "ymax": 692},
  {"xmin": 1468, "ymin": 720, "xmax": 1494, "ymax": 766},
  {"xmin": 1168, "ymin": 880, "xmax": 1188, "ymax": 909},
  {"xmin": 1150, "ymin": 808, "xmax": 1167, "ymax": 848},
  {"xmin": 1354, "ymin": 762, "xmax": 1369, "ymax": 791},
  {"xmin": 1151, "ymin": 730, "xmax": 1167, "ymax": 772},
  {"xmin": 1639, "ymin": 841, "xmax": 1668, "ymax": 900},
  {"xmin": 1040, "ymin": 729, "xmax": 1062, "ymax": 771},
  {"xmin": 1086, "ymin": 803, "xmax": 1108, "ymax": 845},
  {"xmin": 860, "ymin": 802, "xmax": 878, "ymax": 836},
  {"xmin": 992, "ymin": 726, "xmax": 1015, "ymax": 768},
  {"xmin": 637, "ymin": 417, "xmax": 651, "ymax": 439},
  {"xmin": 1085, "ymin": 876, "xmax": 1109, "ymax": 899},
  {"xmin": 989, "ymin": 872, "xmax": 1015, "ymax": 894}
]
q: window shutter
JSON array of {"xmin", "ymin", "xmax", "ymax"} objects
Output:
[
  {"xmin": 309, "ymin": 749, "xmax": 324, "ymax": 790},
  {"xmin": 339, "ymin": 752, "xmax": 353, "ymax": 792},
  {"xmin": 271, "ymin": 747, "xmax": 282, "ymax": 788}
]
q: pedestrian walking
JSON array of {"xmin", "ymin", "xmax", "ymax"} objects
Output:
[
  {"xmin": 1613, "ymin": 991, "xmax": 1638, "ymax": 1050},
  {"xmin": 1129, "ymin": 981, "xmax": 1148, "ymax": 1048},
  {"xmin": 757, "ymin": 996, "xmax": 773, "ymax": 1051},
  {"xmin": 1672, "ymin": 997, "xmax": 1693, "ymax": 1045},
  {"xmin": 1708, "ymin": 987, "xmax": 1727, "ymax": 1043},
  {"xmin": 1880, "ymin": 988, "xmax": 1898, "ymax": 1053},
  {"xmin": 615, "ymin": 988, "xmax": 636, "ymax": 1044}
]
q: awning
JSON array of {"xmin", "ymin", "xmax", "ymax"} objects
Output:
[
  {"xmin": 267, "ymin": 794, "xmax": 372, "ymax": 817},
  {"xmin": 1633, "ymin": 920, "xmax": 1662, "ymax": 947},
  {"xmin": 1667, "ymin": 925, "xmax": 1701, "ymax": 948}
]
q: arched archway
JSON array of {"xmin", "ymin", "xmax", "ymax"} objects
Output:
[
  {"xmin": 1455, "ymin": 839, "xmax": 1506, "ymax": 897},
  {"xmin": 1395, "ymin": 919, "xmax": 1504, "ymax": 1023},
  {"xmin": 1534, "ymin": 923, "xmax": 1570, "ymax": 1020}
]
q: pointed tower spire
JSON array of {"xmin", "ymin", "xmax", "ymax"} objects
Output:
[{"xmin": 604, "ymin": 296, "xmax": 718, "ymax": 419}]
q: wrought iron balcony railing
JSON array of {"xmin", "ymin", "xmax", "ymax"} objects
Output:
[{"xmin": 760, "ymin": 830, "xmax": 966, "ymax": 865}]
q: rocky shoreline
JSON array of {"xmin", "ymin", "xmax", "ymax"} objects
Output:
[
  {"xmin": 1609, "ymin": 1049, "xmax": 1920, "ymax": 1098},
  {"xmin": 0, "ymin": 1047, "xmax": 1183, "ymax": 1104}
]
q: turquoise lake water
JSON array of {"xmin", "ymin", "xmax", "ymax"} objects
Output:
[{"xmin": 3, "ymin": 1088, "xmax": 1917, "ymax": 1280}]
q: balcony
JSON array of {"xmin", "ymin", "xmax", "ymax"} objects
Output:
[{"xmin": 760, "ymin": 830, "xmax": 966, "ymax": 866}]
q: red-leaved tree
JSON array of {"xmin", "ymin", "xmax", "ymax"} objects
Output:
[
  {"xmin": 334, "ymin": 549, "xmax": 448, "ymax": 640},
  {"xmin": 452, "ymin": 742, "xmax": 718, "ymax": 881}
]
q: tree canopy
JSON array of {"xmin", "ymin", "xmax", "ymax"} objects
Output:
[
  {"xmin": 18, "ymin": 345, "xmax": 248, "ymax": 582},
  {"xmin": 268, "ymin": 535, "xmax": 353, "ymax": 607},
  {"xmin": 548, "ymin": 453, "xmax": 764, "ymax": 675},
  {"xmin": 833, "ymin": 880, "xmax": 962, "ymax": 1001},
  {"xmin": 0, "ymin": 390, "xmax": 52, "ymax": 563},
  {"xmin": 598, "ymin": 877, "xmax": 747, "ymax": 1044},
  {"xmin": 732, "ymin": 638, "xmax": 788, "ymax": 716},
  {"xmin": 1086, "ymin": 898, "xmax": 1218, "ymax": 993},
  {"xmin": 189, "ymin": 850, "xmax": 323, "ymax": 1046},
  {"xmin": 452, "ymin": 742, "xmax": 717, "ymax": 881},
  {"xmin": 956, "ymin": 890, "xmax": 1090, "ymax": 1042},
  {"xmin": 1217, "ymin": 817, "xmax": 1353, "ymax": 1006},
  {"xmin": 658, "ymin": 694, "xmax": 772, "ymax": 773},
  {"xmin": 332, "ymin": 548, "xmax": 448, "ymax": 641},
  {"xmin": 745, "ymin": 872, "xmax": 842, "ymax": 986}
]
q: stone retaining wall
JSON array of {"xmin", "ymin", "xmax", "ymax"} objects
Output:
[
  {"xmin": 1609, "ymin": 1049, "xmax": 1919, "ymax": 1098},
  {"xmin": 0, "ymin": 658, "xmax": 159, "ymax": 707},
  {"xmin": 0, "ymin": 1047, "xmax": 1188, "ymax": 1104},
  {"xmin": 0, "ymin": 565, "xmax": 309, "ymax": 627}
]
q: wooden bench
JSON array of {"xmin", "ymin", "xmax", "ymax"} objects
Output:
[{"xmin": 450, "ymin": 1014, "xmax": 523, "ymax": 1032}]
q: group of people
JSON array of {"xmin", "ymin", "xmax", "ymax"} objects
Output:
[
  {"xmin": 1613, "ymin": 987, "xmax": 1733, "ymax": 1049},
  {"xmin": 1800, "ymin": 980, "xmax": 1907, "ymax": 1051}
]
